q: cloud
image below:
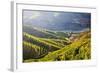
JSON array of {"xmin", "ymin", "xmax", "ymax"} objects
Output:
[
  {"xmin": 73, "ymin": 19, "xmax": 80, "ymax": 24},
  {"xmin": 23, "ymin": 11, "xmax": 40, "ymax": 20},
  {"xmin": 53, "ymin": 13, "xmax": 60, "ymax": 17},
  {"xmin": 29, "ymin": 12, "xmax": 40, "ymax": 19}
]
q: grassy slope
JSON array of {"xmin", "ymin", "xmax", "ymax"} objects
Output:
[
  {"xmin": 23, "ymin": 41, "xmax": 48, "ymax": 60},
  {"xmin": 23, "ymin": 32, "xmax": 64, "ymax": 49},
  {"xmin": 23, "ymin": 32, "xmax": 69, "ymax": 60},
  {"xmin": 24, "ymin": 31, "xmax": 91, "ymax": 62}
]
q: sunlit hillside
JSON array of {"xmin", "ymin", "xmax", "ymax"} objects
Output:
[{"xmin": 23, "ymin": 25, "xmax": 91, "ymax": 62}]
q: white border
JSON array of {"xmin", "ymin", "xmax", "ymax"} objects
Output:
[{"xmin": 11, "ymin": 1, "xmax": 97, "ymax": 71}]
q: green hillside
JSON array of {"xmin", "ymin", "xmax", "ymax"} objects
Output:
[
  {"xmin": 23, "ymin": 41, "xmax": 48, "ymax": 60},
  {"xmin": 24, "ymin": 31, "xmax": 91, "ymax": 62},
  {"xmin": 23, "ymin": 32, "xmax": 70, "ymax": 61}
]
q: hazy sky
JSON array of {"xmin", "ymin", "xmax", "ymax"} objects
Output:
[{"xmin": 23, "ymin": 10, "xmax": 91, "ymax": 31}]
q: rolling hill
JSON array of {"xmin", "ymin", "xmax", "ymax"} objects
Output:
[
  {"xmin": 23, "ymin": 30, "xmax": 91, "ymax": 62},
  {"xmin": 23, "ymin": 32, "xmax": 70, "ymax": 60}
]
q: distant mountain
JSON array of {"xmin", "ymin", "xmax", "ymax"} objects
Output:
[
  {"xmin": 23, "ymin": 25, "xmax": 70, "ymax": 39},
  {"xmin": 23, "ymin": 22, "xmax": 90, "ymax": 32}
]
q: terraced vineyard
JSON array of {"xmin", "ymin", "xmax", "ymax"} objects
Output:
[{"xmin": 23, "ymin": 25, "xmax": 91, "ymax": 62}]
